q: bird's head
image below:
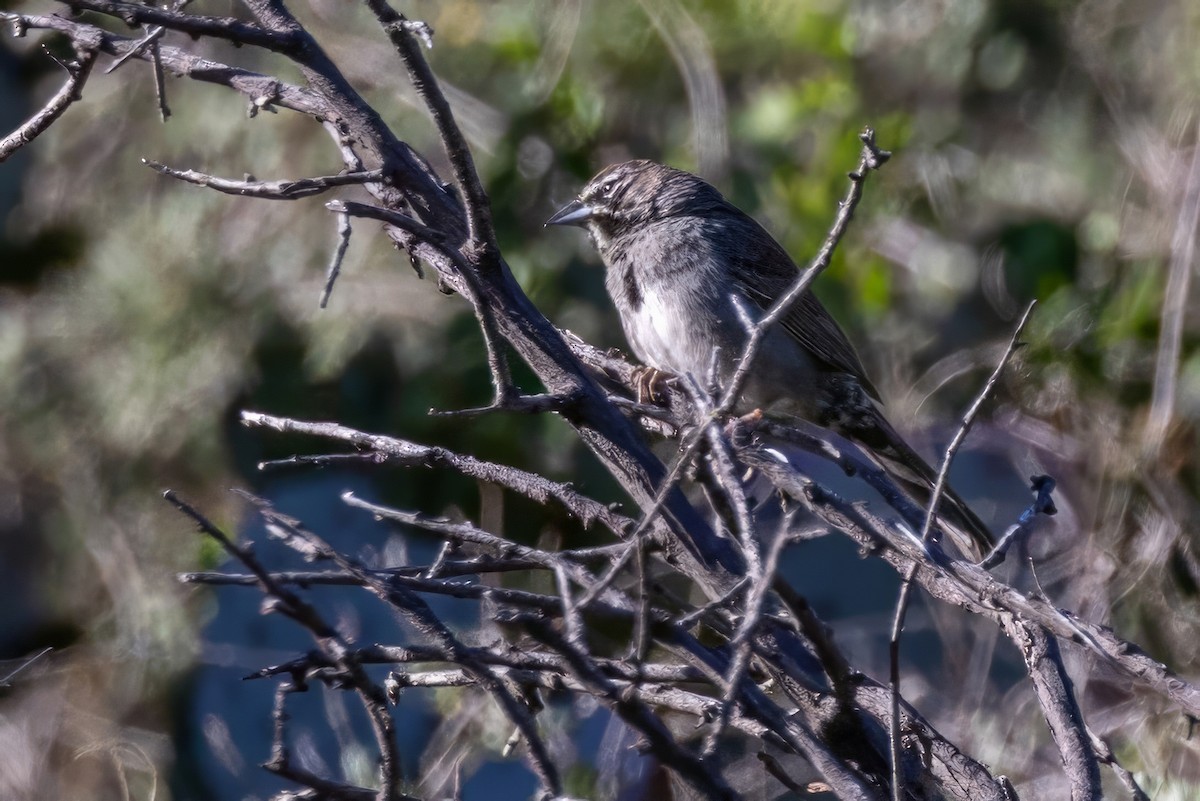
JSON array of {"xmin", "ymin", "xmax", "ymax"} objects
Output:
[{"xmin": 546, "ymin": 160, "xmax": 723, "ymax": 253}]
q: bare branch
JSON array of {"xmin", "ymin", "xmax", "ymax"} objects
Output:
[
  {"xmin": 1002, "ymin": 617, "xmax": 1102, "ymax": 801},
  {"xmin": 320, "ymin": 210, "xmax": 352, "ymax": 308},
  {"xmin": 260, "ymin": 508, "xmax": 565, "ymax": 798},
  {"xmin": 717, "ymin": 128, "xmax": 890, "ymax": 415},
  {"xmin": 887, "ymin": 299, "xmax": 1036, "ymax": 800},
  {"xmin": 739, "ymin": 447, "xmax": 1200, "ymax": 719},
  {"xmin": 59, "ymin": 0, "xmax": 292, "ymax": 52},
  {"xmin": 0, "ymin": 44, "xmax": 97, "ymax": 163},
  {"xmin": 103, "ymin": 23, "xmax": 164, "ymax": 73},
  {"xmin": 8, "ymin": 13, "xmax": 326, "ymax": 116},
  {"xmin": 143, "ymin": 161, "xmax": 385, "ymax": 200},
  {"xmin": 341, "ymin": 491, "xmax": 627, "ymax": 607},
  {"xmin": 149, "ymin": 39, "xmax": 170, "ymax": 120},
  {"xmin": 363, "ymin": 1, "xmax": 497, "ymax": 249},
  {"xmin": 163, "ymin": 491, "xmax": 403, "ymax": 800},
  {"xmin": 240, "ymin": 410, "xmax": 632, "ymax": 536},
  {"xmin": 702, "ymin": 521, "xmax": 791, "ymax": 758},
  {"xmin": 519, "ymin": 613, "xmax": 740, "ymax": 800}
]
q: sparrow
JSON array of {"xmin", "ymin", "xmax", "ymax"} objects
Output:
[{"xmin": 547, "ymin": 159, "xmax": 993, "ymax": 559}]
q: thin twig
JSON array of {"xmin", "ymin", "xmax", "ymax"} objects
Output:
[
  {"xmin": 164, "ymin": 491, "xmax": 403, "ymax": 801},
  {"xmin": 325, "ymin": 197, "xmax": 517, "ymax": 404},
  {"xmin": 702, "ymin": 523, "xmax": 792, "ymax": 758},
  {"xmin": 145, "ymin": 161, "xmax": 384, "ymax": 199},
  {"xmin": 741, "ymin": 443, "xmax": 1200, "ymax": 719},
  {"xmin": 7, "ymin": 13, "xmax": 328, "ymax": 117},
  {"xmin": 58, "ymin": 0, "xmax": 292, "ymax": 52},
  {"xmin": 341, "ymin": 491, "xmax": 624, "ymax": 608},
  {"xmin": 979, "ymin": 475, "xmax": 1056, "ymax": 570},
  {"xmin": 150, "ymin": 38, "xmax": 170, "ymax": 120},
  {"xmin": 0, "ymin": 647, "xmax": 53, "ymax": 687},
  {"xmin": 320, "ymin": 210, "xmax": 352, "ymax": 307},
  {"xmin": 520, "ymin": 613, "xmax": 740, "ymax": 800},
  {"xmin": 275, "ymin": 516, "xmax": 564, "ymax": 797},
  {"xmin": 240, "ymin": 410, "xmax": 632, "ymax": 536},
  {"xmin": 104, "ymin": 24, "xmax": 165, "ymax": 72},
  {"xmin": 717, "ymin": 128, "xmax": 890, "ymax": 415},
  {"xmin": 1085, "ymin": 724, "xmax": 1150, "ymax": 801},
  {"xmin": 922, "ymin": 299, "xmax": 1037, "ymax": 546},
  {"xmin": 0, "ymin": 46, "xmax": 97, "ymax": 163},
  {"xmin": 364, "ymin": 1, "xmax": 496, "ymax": 248},
  {"xmin": 883, "ymin": 300, "xmax": 1034, "ymax": 801}
]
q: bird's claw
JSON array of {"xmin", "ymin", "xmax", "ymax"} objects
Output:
[{"xmin": 632, "ymin": 366, "xmax": 675, "ymax": 405}]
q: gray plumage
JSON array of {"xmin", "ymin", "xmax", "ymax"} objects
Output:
[{"xmin": 548, "ymin": 159, "xmax": 993, "ymax": 559}]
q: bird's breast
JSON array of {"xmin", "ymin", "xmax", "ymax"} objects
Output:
[{"xmin": 605, "ymin": 253, "xmax": 745, "ymax": 379}]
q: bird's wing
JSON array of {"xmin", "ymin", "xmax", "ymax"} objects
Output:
[{"xmin": 728, "ymin": 216, "xmax": 880, "ymax": 400}]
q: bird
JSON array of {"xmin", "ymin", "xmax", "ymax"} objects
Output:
[{"xmin": 546, "ymin": 159, "xmax": 994, "ymax": 560}]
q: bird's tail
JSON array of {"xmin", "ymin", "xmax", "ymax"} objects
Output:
[{"xmin": 847, "ymin": 408, "xmax": 994, "ymax": 561}]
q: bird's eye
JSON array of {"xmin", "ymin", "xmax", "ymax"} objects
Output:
[{"xmin": 600, "ymin": 180, "xmax": 617, "ymax": 197}]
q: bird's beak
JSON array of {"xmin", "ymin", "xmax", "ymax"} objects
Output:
[{"xmin": 545, "ymin": 198, "xmax": 594, "ymax": 228}]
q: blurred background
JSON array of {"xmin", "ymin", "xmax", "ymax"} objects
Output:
[{"xmin": 1, "ymin": 0, "xmax": 1198, "ymax": 798}]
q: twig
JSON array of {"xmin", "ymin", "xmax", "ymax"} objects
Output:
[
  {"xmin": 149, "ymin": 38, "xmax": 170, "ymax": 120},
  {"xmin": 104, "ymin": 24, "xmax": 165, "ymax": 72},
  {"xmin": 554, "ymin": 564, "xmax": 589, "ymax": 653},
  {"xmin": 702, "ymin": 522, "xmax": 792, "ymax": 758},
  {"xmin": 254, "ymin": 643, "xmax": 709, "ymax": 686},
  {"xmin": 887, "ymin": 299, "xmax": 1035, "ymax": 800},
  {"xmin": 7, "ymin": 14, "xmax": 327, "ymax": 117},
  {"xmin": 320, "ymin": 210, "xmax": 352, "ymax": 307},
  {"xmin": 265, "ymin": 512, "xmax": 565, "ymax": 798},
  {"xmin": 682, "ymin": 373, "xmax": 760, "ymax": 574},
  {"xmin": 326, "ymin": 198, "xmax": 517, "ymax": 404},
  {"xmin": 164, "ymin": 491, "xmax": 403, "ymax": 801},
  {"xmin": 922, "ymin": 299, "xmax": 1037, "ymax": 546},
  {"xmin": 364, "ymin": 2, "xmax": 495, "ymax": 248},
  {"xmin": 0, "ymin": 45, "xmax": 97, "ymax": 163},
  {"xmin": 1002, "ymin": 617, "xmax": 1102, "ymax": 801},
  {"xmin": 0, "ymin": 647, "xmax": 53, "ymax": 687},
  {"xmin": 667, "ymin": 628, "xmax": 886, "ymax": 801},
  {"xmin": 144, "ymin": 161, "xmax": 384, "ymax": 199},
  {"xmin": 240, "ymin": 410, "xmax": 632, "ymax": 536},
  {"xmin": 519, "ymin": 613, "xmax": 740, "ymax": 800},
  {"xmin": 341, "ymin": 491, "xmax": 624, "ymax": 608},
  {"xmin": 717, "ymin": 128, "xmax": 890, "ymax": 415},
  {"xmin": 979, "ymin": 475, "xmax": 1057, "ymax": 570},
  {"xmin": 740, "ymin": 447, "xmax": 1200, "ymax": 719},
  {"xmin": 387, "ymin": 666, "xmax": 768, "ymax": 738},
  {"xmin": 58, "ymin": 0, "xmax": 292, "ymax": 52},
  {"xmin": 1085, "ymin": 724, "xmax": 1150, "ymax": 801}
]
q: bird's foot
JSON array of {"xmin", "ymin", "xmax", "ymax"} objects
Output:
[
  {"xmin": 726, "ymin": 408, "xmax": 763, "ymax": 448},
  {"xmin": 738, "ymin": 408, "xmax": 764, "ymax": 425},
  {"xmin": 632, "ymin": 366, "xmax": 675, "ymax": 405}
]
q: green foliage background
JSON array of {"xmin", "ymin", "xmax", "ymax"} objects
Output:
[{"xmin": 1, "ymin": 0, "xmax": 1198, "ymax": 797}]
